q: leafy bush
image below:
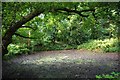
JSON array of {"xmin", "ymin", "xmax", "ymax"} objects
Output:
[
  {"xmin": 7, "ymin": 43, "xmax": 30, "ymax": 56},
  {"xmin": 96, "ymin": 72, "xmax": 120, "ymax": 79},
  {"xmin": 77, "ymin": 38, "xmax": 119, "ymax": 52}
]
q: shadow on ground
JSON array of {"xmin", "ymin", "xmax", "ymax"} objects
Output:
[{"xmin": 2, "ymin": 50, "xmax": 120, "ymax": 78}]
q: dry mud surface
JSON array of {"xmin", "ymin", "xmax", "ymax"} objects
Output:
[{"xmin": 2, "ymin": 50, "xmax": 120, "ymax": 78}]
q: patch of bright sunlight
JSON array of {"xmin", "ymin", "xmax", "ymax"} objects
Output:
[
  {"xmin": 75, "ymin": 59, "xmax": 96, "ymax": 64},
  {"xmin": 94, "ymin": 38, "xmax": 117, "ymax": 43},
  {"xmin": 21, "ymin": 55, "xmax": 96, "ymax": 65},
  {"xmin": 21, "ymin": 55, "xmax": 70, "ymax": 65}
]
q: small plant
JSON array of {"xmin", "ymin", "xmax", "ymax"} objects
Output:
[{"xmin": 96, "ymin": 72, "xmax": 120, "ymax": 79}]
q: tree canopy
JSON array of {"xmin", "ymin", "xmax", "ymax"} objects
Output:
[{"xmin": 2, "ymin": 2, "xmax": 120, "ymax": 56}]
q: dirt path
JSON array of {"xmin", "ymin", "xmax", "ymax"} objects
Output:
[{"xmin": 2, "ymin": 50, "xmax": 120, "ymax": 78}]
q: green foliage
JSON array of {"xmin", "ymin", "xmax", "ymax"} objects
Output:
[
  {"xmin": 7, "ymin": 43, "xmax": 30, "ymax": 56},
  {"xmin": 77, "ymin": 38, "xmax": 119, "ymax": 52},
  {"xmin": 2, "ymin": 2, "xmax": 120, "ymax": 56},
  {"xmin": 33, "ymin": 42, "xmax": 77, "ymax": 52},
  {"xmin": 96, "ymin": 72, "xmax": 120, "ymax": 79}
]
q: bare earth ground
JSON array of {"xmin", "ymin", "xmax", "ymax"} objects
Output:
[{"xmin": 2, "ymin": 50, "xmax": 120, "ymax": 78}]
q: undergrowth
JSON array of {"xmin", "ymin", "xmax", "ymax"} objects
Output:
[
  {"xmin": 96, "ymin": 72, "xmax": 120, "ymax": 79},
  {"xmin": 77, "ymin": 38, "xmax": 120, "ymax": 52},
  {"xmin": 4, "ymin": 38, "xmax": 119, "ymax": 59}
]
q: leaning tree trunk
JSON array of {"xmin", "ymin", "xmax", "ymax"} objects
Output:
[{"xmin": 2, "ymin": 10, "xmax": 44, "ymax": 56}]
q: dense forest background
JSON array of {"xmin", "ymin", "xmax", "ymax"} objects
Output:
[
  {"xmin": 1, "ymin": 2, "xmax": 120, "ymax": 79},
  {"xmin": 2, "ymin": 2, "xmax": 120, "ymax": 57}
]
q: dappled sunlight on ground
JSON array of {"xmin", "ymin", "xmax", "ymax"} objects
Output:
[
  {"xmin": 2, "ymin": 50, "xmax": 120, "ymax": 78},
  {"xmin": 21, "ymin": 54, "xmax": 96, "ymax": 65}
]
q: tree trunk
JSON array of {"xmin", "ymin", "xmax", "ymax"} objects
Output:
[{"xmin": 2, "ymin": 10, "xmax": 43, "ymax": 56}]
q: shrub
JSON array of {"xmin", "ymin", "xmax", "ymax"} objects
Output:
[
  {"xmin": 7, "ymin": 43, "xmax": 30, "ymax": 56},
  {"xmin": 77, "ymin": 38, "xmax": 119, "ymax": 52}
]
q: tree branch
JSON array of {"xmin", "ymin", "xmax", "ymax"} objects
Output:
[
  {"xmin": 21, "ymin": 26, "xmax": 36, "ymax": 30},
  {"xmin": 14, "ymin": 33, "xmax": 36, "ymax": 39},
  {"xmin": 57, "ymin": 8, "xmax": 95, "ymax": 17}
]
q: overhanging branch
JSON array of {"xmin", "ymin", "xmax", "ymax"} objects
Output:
[
  {"xmin": 57, "ymin": 8, "xmax": 95, "ymax": 17},
  {"xmin": 21, "ymin": 26, "xmax": 36, "ymax": 30},
  {"xmin": 14, "ymin": 33, "xmax": 36, "ymax": 39}
]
